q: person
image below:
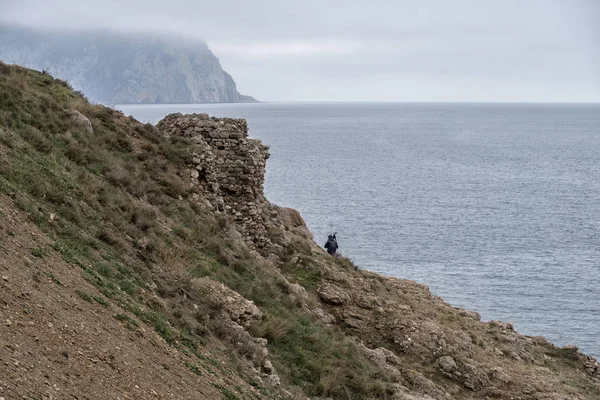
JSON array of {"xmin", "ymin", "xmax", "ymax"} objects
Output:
[{"xmin": 324, "ymin": 233, "xmax": 338, "ymax": 256}]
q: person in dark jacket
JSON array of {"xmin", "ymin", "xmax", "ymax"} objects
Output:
[{"xmin": 324, "ymin": 233, "xmax": 338, "ymax": 256}]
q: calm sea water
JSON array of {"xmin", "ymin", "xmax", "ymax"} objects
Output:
[{"xmin": 118, "ymin": 102, "xmax": 600, "ymax": 358}]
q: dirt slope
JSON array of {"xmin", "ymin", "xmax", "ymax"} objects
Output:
[{"xmin": 0, "ymin": 194, "xmax": 247, "ymax": 400}]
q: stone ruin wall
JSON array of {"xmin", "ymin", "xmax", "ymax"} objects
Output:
[{"xmin": 157, "ymin": 113, "xmax": 271, "ymax": 247}]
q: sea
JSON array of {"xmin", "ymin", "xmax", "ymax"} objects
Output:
[{"xmin": 117, "ymin": 102, "xmax": 600, "ymax": 359}]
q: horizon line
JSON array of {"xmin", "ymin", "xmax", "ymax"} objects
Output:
[
  {"xmin": 258, "ymin": 100, "xmax": 600, "ymax": 104},
  {"xmin": 115, "ymin": 100, "xmax": 600, "ymax": 106}
]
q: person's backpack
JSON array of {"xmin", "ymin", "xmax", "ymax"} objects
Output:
[
  {"xmin": 326, "ymin": 238, "xmax": 338, "ymax": 254},
  {"xmin": 330, "ymin": 239, "xmax": 338, "ymax": 253}
]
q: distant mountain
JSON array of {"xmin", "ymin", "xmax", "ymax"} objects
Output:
[{"xmin": 0, "ymin": 25, "xmax": 258, "ymax": 104}]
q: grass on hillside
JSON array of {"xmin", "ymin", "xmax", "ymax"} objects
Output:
[{"xmin": 0, "ymin": 62, "xmax": 395, "ymax": 399}]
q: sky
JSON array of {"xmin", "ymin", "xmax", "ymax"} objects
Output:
[{"xmin": 0, "ymin": 0, "xmax": 599, "ymax": 102}]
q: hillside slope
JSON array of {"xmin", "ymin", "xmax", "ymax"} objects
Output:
[
  {"xmin": 0, "ymin": 194, "xmax": 231, "ymax": 399},
  {"xmin": 1, "ymin": 61, "xmax": 599, "ymax": 400},
  {"xmin": 0, "ymin": 25, "xmax": 258, "ymax": 104}
]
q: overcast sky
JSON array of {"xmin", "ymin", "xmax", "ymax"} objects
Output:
[{"xmin": 1, "ymin": 0, "xmax": 599, "ymax": 102}]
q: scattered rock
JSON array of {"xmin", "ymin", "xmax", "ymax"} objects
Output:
[
  {"xmin": 343, "ymin": 316, "xmax": 363, "ymax": 328},
  {"xmin": 366, "ymin": 348, "xmax": 387, "ymax": 369},
  {"xmin": 355, "ymin": 294, "xmax": 381, "ymax": 310},
  {"xmin": 276, "ymin": 207, "xmax": 312, "ymax": 239},
  {"xmin": 262, "ymin": 360, "xmax": 274, "ymax": 374},
  {"xmin": 489, "ymin": 320, "xmax": 513, "ymax": 331},
  {"xmin": 265, "ymin": 373, "xmax": 280, "ymax": 387},
  {"xmin": 522, "ymin": 386, "xmax": 535, "ymax": 395},
  {"xmin": 48, "ymin": 213, "xmax": 57, "ymax": 223},
  {"xmin": 489, "ymin": 367, "xmax": 511, "ymax": 384},
  {"xmin": 437, "ymin": 356, "xmax": 457, "ymax": 373},
  {"xmin": 563, "ymin": 344, "xmax": 579, "ymax": 352},
  {"xmin": 191, "ymin": 277, "xmax": 262, "ymax": 327},
  {"xmin": 531, "ymin": 336, "xmax": 552, "ymax": 346},
  {"xmin": 136, "ymin": 237, "xmax": 150, "ymax": 250},
  {"xmin": 68, "ymin": 110, "xmax": 93, "ymax": 134},
  {"xmin": 318, "ymin": 283, "xmax": 350, "ymax": 305},
  {"xmin": 288, "ymin": 283, "xmax": 308, "ymax": 299},
  {"xmin": 312, "ymin": 308, "xmax": 336, "ymax": 324},
  {"xmin": 457, "ymin": 308, "xmax": 481, "ymax": 321}
]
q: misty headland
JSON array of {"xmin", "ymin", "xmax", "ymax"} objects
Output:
[{"xmin": 0, "ymin": 24, "xmax": 258, "ymax": 104}]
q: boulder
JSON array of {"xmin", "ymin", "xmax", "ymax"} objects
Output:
[
  {"xmin": 457, "ymin": 308, "xmax": 481, "ymax": 321},
  {"xmin": 191, "ymin": 277, "xmax": 262, "ymax": 327},
  {"xmin": 436, "ymin": 356, "xmax": 458, "ymax": 373},
  {"xmin": 68, "ymin": 110, "xmax": 93, "ymax": 134},
  {"xmin": 318, "ymin": 283, "xmax": 350, "ymax": 305}
]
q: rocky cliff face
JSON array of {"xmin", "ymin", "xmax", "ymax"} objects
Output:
[{"xmin": 0, "ymin": 25, "xmax": 257, "ymax": 104}]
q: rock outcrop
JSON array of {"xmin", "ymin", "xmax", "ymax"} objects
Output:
[{"xmin": 190, "ymin": 277, "xmax": 280, "ymax": 384}]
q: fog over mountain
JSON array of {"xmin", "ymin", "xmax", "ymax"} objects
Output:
[
  {"xmin": 0, "ymin": 0, "xmax": 599, "ymax": 102},
  {"xmin": 0, "ymin": 25, "xmax": 257, "ymax": 104}
]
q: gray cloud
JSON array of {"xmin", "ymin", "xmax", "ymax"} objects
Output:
[{"xmin": 1, "ymin": 0, "xmax": 598, "ymax": 101}]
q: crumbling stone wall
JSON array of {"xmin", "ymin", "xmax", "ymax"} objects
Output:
[{"xmin": 157, "ymin": 113, "xmax": 270, "ymax": 246}]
